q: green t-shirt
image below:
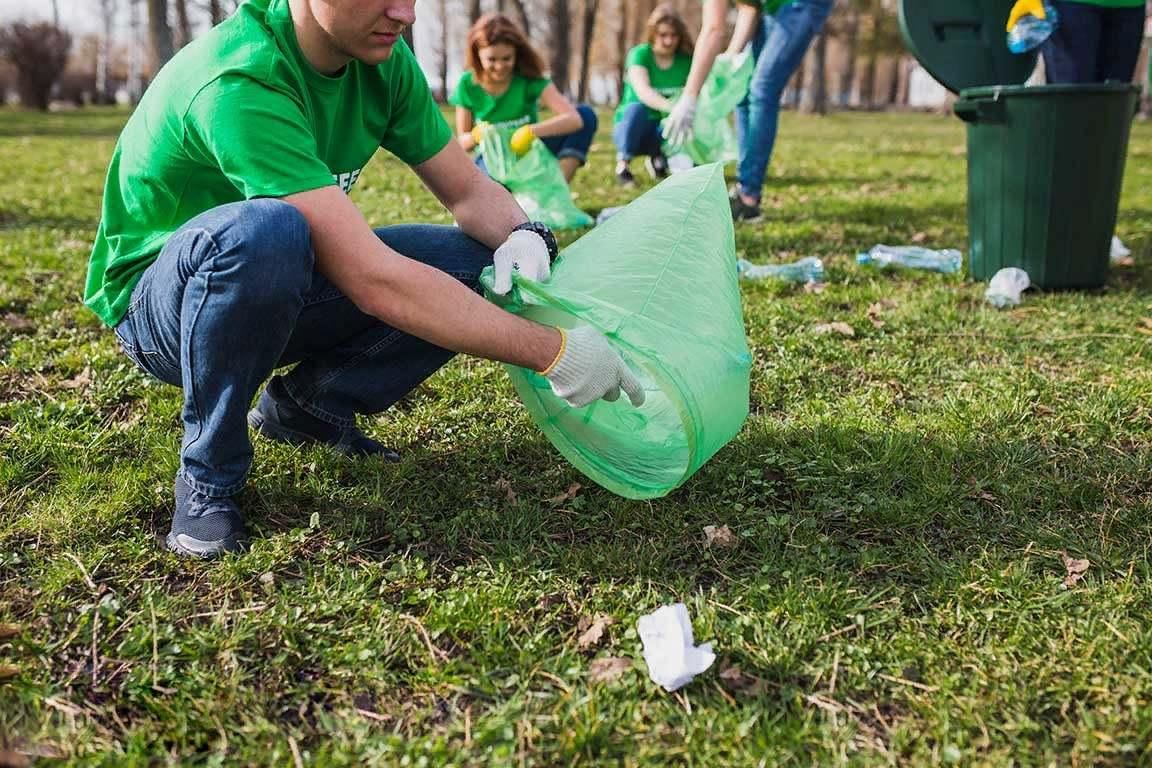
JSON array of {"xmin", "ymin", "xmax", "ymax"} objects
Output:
[
  {"xmin": 614, "ymin": 43, "xmax": 692, "ymax": 123},
  {"xmin": 732, "ymin": 0, "xmax": 787, "ymax": 14},
  {"xmin": 84, "ymin": 0, "xmax": 451, "ymax": 328},
  {"xmin": 448, "ymin": 71, "xmax": 551, "ymax": 129}
]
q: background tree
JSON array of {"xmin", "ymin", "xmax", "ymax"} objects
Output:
[
  {"xmin": 575, "ymin": 0, "xmax": 598, "ymax": 102},
  {"xmin": 0, "ymin": 22, "xmax": 73, "ymax": 110},
  {"xmin": 548, "ymin": 0, "xmax": 571, "ymax": 94},
  {"xmin": 147, "ymin": 0, "xmax": 174, "ymax": 70}
]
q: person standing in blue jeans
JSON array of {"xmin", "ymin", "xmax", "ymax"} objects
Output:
[
  {"xmin": 612, "ymin": 5, "xmax": 694, "ymax": 186},
  {"xmin": 665, "ymin": 0, "xmax": 833, "ymax": 221},
  {"xmin": 83, "ymin": 0, "xmax": 644, "ymax": 559},
  {"xmin": 1025, "ymin": 0, "xmax": 1147, "ymax": 84},
  {"xmin": 452, "ymin": 14, "xmax": 597, "ymax": 185}
]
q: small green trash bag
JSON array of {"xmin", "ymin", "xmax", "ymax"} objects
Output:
[
  {"xmin": 480, "ymin": 163, "xmax": 751, "ymax": 499},
  {"xmin": 664, "ymin": 53, "xmax": 754, "ymax": 165},
  {"xmin": 480, "ymin": 127, "xmax": 593, "ymax": 230}
]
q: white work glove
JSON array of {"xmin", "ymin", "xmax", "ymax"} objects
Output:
[
  {"xmin": 542, "ymin": 326, "xmax": 646, "ymax": 409},
  {"xmin": 662, "ymin": 94, "xmax": 698, "ymax": 148},
  {"xmin": 492, "ymin": 229, "xmax": 551, "ymax": 295}
]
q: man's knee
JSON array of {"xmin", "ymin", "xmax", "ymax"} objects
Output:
[{"xmin": 201, "ymin": 199, "xmax": 314, "ymax": 294}]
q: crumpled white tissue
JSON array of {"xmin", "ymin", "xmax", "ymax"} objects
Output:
[
  {"xmin": 637, "ymin": 603, "xmax": 715, "ymax": 692},
  {"xmin": 1111, "ymin": 235, "xmax": 1131, "ymax": 262},
  {"xmin": 985, "ymin": 267, "xmax": 1030, "ymax": 308}
]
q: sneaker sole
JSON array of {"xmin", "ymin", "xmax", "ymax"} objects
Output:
[{"xmin": 166, "ymin": 530, "xmax": 249, "ymax": 559}]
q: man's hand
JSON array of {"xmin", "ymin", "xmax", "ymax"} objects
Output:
[
  {"xmin": 492, "ymin": 229, "xmax": 550, "ymax": 295},
  {"xmin": 541, "ymin": 326, "xmax": 646, "ymax": 408},
  {"xmin": 662, "ymin": 94, "xmax": 698, "ymax": 148}
]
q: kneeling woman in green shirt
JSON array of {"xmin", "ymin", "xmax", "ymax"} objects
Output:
[
  {"xmin": 452, "ymin": 14, "xmax": 598, "ymax": 185},
  {"xmin": 612, "ymin": 4, "xmax": 693, "ymax": 186}
]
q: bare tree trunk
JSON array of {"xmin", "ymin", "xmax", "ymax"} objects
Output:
[
  {"xmin": 128, "ymin": 0, "xmax": 144, "ymax": 101},
  {"xmin": 96, "ymin": 0, "xmax": 118, "ymax": 103},
  {"xmin": 576, "ymin": 0, "xmax": 598, "ymax": 102},
  {"xmin": 147, "ymin": 0, "xmax": 174, "ymax": 71},
  {"xmin": 859, "ymin": 47, "xmax": 877, "ymax": 109},
  {"xmin": 549, "ymin": 0, "xmax": 571, "ymax": 95},
  {"xmin": 615, "ymin": 0, "xmax": 629, "ymax": 99},
  {"xmin": 51, "ymin": 0, "xmax": 61, "ymax": 26},
  {"xmin": 469, "ymin": 0, "xmax": 483, "ymax": 24},
  {"xmin": 839, "ymin": 9, "xmax": 859, "ymax": 107},
  {"xmin": 439, "ymin": 0, "xmax": 450, "ymax": 100},
  {"xmin": 508, "ymin": 0, "xmax": 531, "ymax": 35},
  {"xmin": 207, "ymin": 0, "xmax": 225, "ymax": 25},
  {"xmin": 799, "ymin": 30, "xmax": 827, "ymax": 114},
  {"xmin": 173, "ymin": 0, "xmax": 191, "ymax": 48},
  {"xmin": 787, "ymin": 56, "xmax": 806, "ymax": 109}
]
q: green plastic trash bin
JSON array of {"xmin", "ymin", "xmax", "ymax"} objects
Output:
[{"xmin": 899, "ymin": 0, "xmax": 1140, "ymax": 289}]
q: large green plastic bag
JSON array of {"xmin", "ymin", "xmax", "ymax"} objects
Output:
[
  {"xmin": 480, "ymin": 164, "xmax": 751, "ymax": 499},
  {"xmin": 480, "ymin": 126, "xmax": 593, "ymax": 230},
  {"xmin": 664, "ymin": 53, "xmax": 754, "ymax": 165}
]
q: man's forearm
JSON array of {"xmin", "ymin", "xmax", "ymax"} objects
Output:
[
  {"xmin": 453, "ymin": 175, "xmax": 529, "ymax": 248},
  {"xmin": 360, "ymin": 257, "xmax": 561, "ymax": 371}
]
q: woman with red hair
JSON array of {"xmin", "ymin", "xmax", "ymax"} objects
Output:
[{"xmin": 452, "ymin": 14, "xmax": 598, "ymax": 184}]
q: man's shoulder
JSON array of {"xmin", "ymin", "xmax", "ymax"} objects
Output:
[{"xmin": 147, "ymin": 4, "xmax": 289, "ymax": 112}]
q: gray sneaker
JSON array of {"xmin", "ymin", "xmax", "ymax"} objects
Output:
[{"xmin": 167, "ymin": 476, "xmax": 249, "ymax": 558}]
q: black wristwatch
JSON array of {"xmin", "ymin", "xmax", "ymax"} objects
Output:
[{"xmin": 512, "ymin": 221, "xmax": 559, "ymax": 264}]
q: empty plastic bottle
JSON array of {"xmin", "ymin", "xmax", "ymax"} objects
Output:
[
  {"xmin": 1007, "ymin": 3, "xmax": 1059, "ymax": 54},
  {"xmin": 856, "ymin": 245, "xmax": 963, "ymax": 274},
  {"xmin": 737, "ymin": 256, "xmax": 824, "ymax": 283}
]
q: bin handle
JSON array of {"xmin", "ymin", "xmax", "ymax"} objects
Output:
[{"xmin": 954, "ymin": 97, "xmax": 1006, "ymax": 124}]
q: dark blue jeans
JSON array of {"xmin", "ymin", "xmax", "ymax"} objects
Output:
[
  {"xmin": 734, "ymin": 0, "xmax": 834, "ymax": 201},
  {"xmin": 113, "ymin": 199, "xmax": 493, "ymax": 497},
  {"xmin": 1042, "ymin": 2, "xmax": 1146, "ymax": 84},
  {"xmin": 612, "ymin": 102, "xmax": 664, "ymax": 161},
  {"xmin": 476, "ymin": 104, "xmax": 599, "ymax": 173}
]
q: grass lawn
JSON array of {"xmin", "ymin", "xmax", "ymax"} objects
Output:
[{"xmin": 1, "ymin": 106, "xmax": 1151, "ymax": 766}]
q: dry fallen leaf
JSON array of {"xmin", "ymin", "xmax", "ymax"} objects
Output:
[
  {"xmin": 911, "ymin": 231, "xmax": 928, "ymax": 243},
  {"xmin": 0, "ymin": 664, "xmax": 20, "ymax": 680},
  {"xmin": 588, "ymin": 656, "xmax": 632, "ymax": 683},
  {"xmin": 0, "ymin": 749, "xmax": 31, "ymax": 768},
  {"xmin": 546, "ymin": 482, "xmax": 583, "ymax": 506},
  {"xmin": 1113, "ymin": 255, "xmax": 1135, "ymax": 267},
  {"xmin": 1061, "ymin": 552, "xmax": 1090, "ymax": 587},
  {"xmin": 494, "ymin": 478, "xmax": 517, "ymax": 504},
  {"xmin": 0, "ymin": 624, "xmax": 21, "ymax": 640},
  {"xmin": 59, "ymin": 366, "xmax": 92, "ymax": 391},
  {"xmin": 811, "ymin": 322, "xmax": 855, "ymax": 337},
  {"xmin": 576, "ymin": 614, "xmax": 614, "ymax": 650},
  {"xmin": 718, "ymin": 664, "xmax": 768, "ymax": 695},
  {"xmin": 866, "ymin": 302, "xmax": 888, "ymax": 329},
  {"xmin": 803, "ymin": 281, "xmax": 826, "ymax": 294},
  {"xmin": 703, "ymin": 524, "xmax": 740, "ymax": 549},
  {"xmin": 1, "ymin": 313, "xmax": 34, "ymax": 332}
]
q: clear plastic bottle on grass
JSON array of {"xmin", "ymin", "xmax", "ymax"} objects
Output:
[
  {"xmin": 856, "ymin": 245, "xmax": 963, "ymax": 274},
  {"xmin": 737, "ymin": 256, "xmax": 824, "ymax": 283}
]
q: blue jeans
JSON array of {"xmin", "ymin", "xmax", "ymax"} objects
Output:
[
  {"xmin": 612, "ymin": 102, "xmax": 664, "ymax": 161},
  {"xmin": 476, "ymin": 104, "xmax": 599, "ymax": 173},
  {"xmin": 113, "ymin": 199, "xmax": 493, "ymax": 497},
  {"xmin": 1041, "ymin": 2, "xmax": 1146, "ymax": 84},
  {"xmin": 734, "ymin": 0, "xmax": 833, "ymax": 201}
]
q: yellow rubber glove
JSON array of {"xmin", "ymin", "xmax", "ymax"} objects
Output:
[
  {"xmin": 470, "ymin": 121, "xmax": 489, "ymax": 145},
  {"xmin": 1006, "ymin": 0, "xmax": 1045, "ymax": 31},
  {"xmin": 509, "ymin": 125, "xmax": 537, "ymax": 156}
]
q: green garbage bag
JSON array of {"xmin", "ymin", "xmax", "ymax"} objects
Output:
[
  {"xmin": 664, "ymin": 52, "xmax": 754, "ymax": 165},
  {"xmin": 480, "ymin": 164, "xmax": 751, "ymax": 499},
  {"xmin": 480, "ymin": 126, "xmax": 593, "ymax": 230}
]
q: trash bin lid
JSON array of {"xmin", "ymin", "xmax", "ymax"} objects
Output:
[{"xmin": 898, "ymin": 0, "xmax": 1039, "ymax": 94}]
